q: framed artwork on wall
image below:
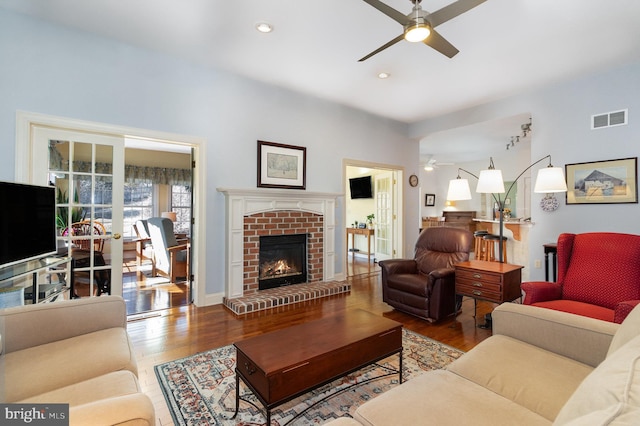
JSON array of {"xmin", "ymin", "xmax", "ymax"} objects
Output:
[
  {"xmin": 565, "ymin": 157, "xmax": 637, "ymax": 204},
  {"xmin": 257, "ymin": 140, "xmax": 306, "ymax": 190},
  {"xmin": 425, "ymin": 193, "xmax": 436, "ymax": 206}
]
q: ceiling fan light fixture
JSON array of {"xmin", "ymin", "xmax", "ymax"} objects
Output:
[{"xmin": 404, "ymin": 23, "xmax": 430, "ymax": 42}]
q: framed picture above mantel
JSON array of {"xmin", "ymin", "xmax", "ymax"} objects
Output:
[
  {"xmin": 257, "ymin": 140, "xmax": 307, "ymax": 190},
  {"xmin": 565, "ymin": 157, "xmax": 637, "ymax": 204}
]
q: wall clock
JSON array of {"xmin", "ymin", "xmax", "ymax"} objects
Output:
[
  {"xmin": 540, "ymin": 194, "xmax": 559, "ymax": 212},
  {"xmin": 409, "ymin": 174, "xmax": 419, "ymax": 187}
]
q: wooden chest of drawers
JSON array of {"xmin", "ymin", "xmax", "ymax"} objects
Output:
[
  {"xmin": 455, "ymin": 260, "xmax": 523, "ymax": 304},
  {"xmin": 442, "ymin": 211, "xmax": 477, "ymax": 233}
]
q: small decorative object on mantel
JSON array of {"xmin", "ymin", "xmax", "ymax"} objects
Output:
[
  {"xmin": 565, "ymin": 157, "xmax": 637, "ymax": 204},
  {"xmin": 540, "ymin": 194, "xmax": 560, "ymax": 212},
  {"xmin": 257, "ymin": 140, "xmax": 306, "ymax": 190}
]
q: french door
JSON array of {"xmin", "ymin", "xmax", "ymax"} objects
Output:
[
  {"xmin": 374, "ymin": 172, "xmax": 395, "ymax": 262},
  {"xmin": 30, "ymin": 126, "xmax": 125, "ymax": 297}
]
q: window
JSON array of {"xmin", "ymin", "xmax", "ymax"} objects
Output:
[
  {"xmin": 171, "ymin": 185, "xmax": 191, "ymax": 235},
  {"xmin": 123, "ymin": 180, "xmax": 153, "ymax": 238}
]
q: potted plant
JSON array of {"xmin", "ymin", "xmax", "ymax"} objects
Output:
[
  {"xmin": 55, "ymin": 188, "xmax": 85, "ymax": 232},
  {"xmin": 366, "ymin": 213, "xmax": 375, "ymax": 228}
]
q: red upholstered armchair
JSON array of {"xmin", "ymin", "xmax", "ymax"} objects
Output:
[
  {"xmin": 379, "ymin": 227, "xmax": 472, "ymax": 322},
  {"xmin": 522, "ymin": 232, "xmax": 640, "ymax": 323}
]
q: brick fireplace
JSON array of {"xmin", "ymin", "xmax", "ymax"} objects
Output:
[
  {"xmin": 244, "ymin": 211, "xmax": 322, "ymax": 294},
  {"xmin": 217, "ymin": 188, "xmax": 343, "ymax": 312}
]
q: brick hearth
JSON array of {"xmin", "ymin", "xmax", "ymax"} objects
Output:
[{"xmin": 224, "ymin": 280, "xmax": 351, "ymax": 315}]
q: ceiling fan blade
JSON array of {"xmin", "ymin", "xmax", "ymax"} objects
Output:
[
  {"xmin": 361, "ymin": 0, "xmax": 410, "ymax": 26},
  {"xmin": 429, "ymin": 0, "xmax": 486, "ymax": 28},
  {"xmin": 359, "ymin": 34, "xmax": 405, "ymax": 62},
  {"xmin": 423, "ymin": 29, "xmax": 459, "ymax": 58}
]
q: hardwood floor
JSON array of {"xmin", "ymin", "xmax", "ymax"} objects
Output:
[
  {"xmin": 128, "ymin": 259, "xmax": 497, "ymax": 425},
  {"xmin": 122, "ymin": 262, "xmax": 190, "ymax": 315}
]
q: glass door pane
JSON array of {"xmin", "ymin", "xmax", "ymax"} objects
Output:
[
  {"xmin": 375, "ymin": 172, "xmax": 394, "ymax": 261},
  {"xmin": 34, "ymin": 127, "xmax": 124, "ymax": 298}
]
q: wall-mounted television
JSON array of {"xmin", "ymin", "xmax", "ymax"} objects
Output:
[
  {"xmin": 0, "ymin": 181, "xmax": 57, "ymax": 270},
  {"xmin": 349, "ymin": 176, "xmax": 373, "ymax": 199}
]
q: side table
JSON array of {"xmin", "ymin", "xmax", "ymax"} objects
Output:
[
  {"xmin": 455, "ymin": 260, "xmax": 524, "ymax": 325},
  {"xmin": 346, "ymin": 227, "xmax": 375, "ymax": 263}
]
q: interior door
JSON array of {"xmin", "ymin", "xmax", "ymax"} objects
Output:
[
  {"xmin": 374, "ymin": 172, "xmax": 395, "ymax": 262},
  {"xmin": 30, "ymin": 126, "xmax": 125, "ymax": 297}
]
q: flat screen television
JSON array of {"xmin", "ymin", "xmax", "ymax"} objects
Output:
[
  {"xmin": 0, "ymin": 181, "xmax": 57, "ymax": 269},
  {"xmin": 349, "ymin": 176, "xmax": 373, "ymax": 199}
]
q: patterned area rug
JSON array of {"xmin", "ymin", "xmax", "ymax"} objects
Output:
[{"xmin": 155, "ymin": 329, "xmax": 464, "ymax": 425}]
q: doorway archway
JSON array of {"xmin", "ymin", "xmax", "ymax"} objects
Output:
[{"xmin": 344, "ymin": 159, "xmax": 404, "ymax": 277}]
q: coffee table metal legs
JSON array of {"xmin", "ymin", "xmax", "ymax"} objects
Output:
[
  {"xmin": 232, "ymin": 350, "xmax": 402, "ymax": 425},
  {"xmin": 230, "ymin": 372, "xmax": 240, "ymax": 420}
]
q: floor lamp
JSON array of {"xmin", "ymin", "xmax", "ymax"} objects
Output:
[{"xmin": 447, "ymin": 155, "xmax": 567, "ymax": 263}]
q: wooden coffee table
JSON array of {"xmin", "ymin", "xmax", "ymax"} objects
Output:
[{"xmin": 232, "ymin": 309, "xmax": 403, "ymax": 424}]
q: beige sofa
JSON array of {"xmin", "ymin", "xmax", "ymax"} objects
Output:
[
  {"xmin": 0, "ymin": 295, "xmax": 155, "ymax": 425},
  {"xmin": 326, "ymin": 302, "xmax": 640, "ymax": 425}
]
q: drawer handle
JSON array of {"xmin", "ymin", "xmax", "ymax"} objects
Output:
[
  {"xmin": 244, "ymin": 362, "xmax": 256, "ymax": 375},
  {"xmin": 473, "ymin": 273, "xmax": 482, "ymax": 279},
  {"xmin": 473, "ymin": 290, "xmax": 482, "ymax": 296},
  {"xmin": 283, "ymin": 362, "xmax": 310, "ymax": 373},
  {"xmin": 472, "ymin": 282, "xmax": 483, "ymax": 287}
]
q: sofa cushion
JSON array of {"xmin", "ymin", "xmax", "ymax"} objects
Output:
[
  {"xmin": 447, "ymin": 335, "xmax": 593, "ymax": 421},
  {"xmin": 554, "ymin": 334, "xmax": 640, "ymax": 425},
  {"xmin": 530, "ymin": 300, "xmax": 614, "ymax": 322},
  {"xmin": 608, "ymin": 302, "xmax": 640, "ymax": 357},
  {"xmin": 353, "ymin": 370, "xmax": 550, "ymax": 426},
  {"xmin": 492, "ymin": 303, "xmax": 617, "ymax": 368},
  {"xmin": 19, "ymin": 370, "xmax": 140, "ymax": 405},
  {"xmin": 4, "ymin": 327, "xmax": 137, "ymax": 402},
  {"xmin": 385, "ymin": 273, "xmax": 429, "ymax": 296},
  {"xmin": 20, "ymin": 371, "xmax": 155, "ymax": 426},
  {"xmin": 560, "ymin": 407, "xmax": 640, "ymax": 426},
  {"xmin": 322, "ymin": 418, "xmax": 362, "ymax": 426}
]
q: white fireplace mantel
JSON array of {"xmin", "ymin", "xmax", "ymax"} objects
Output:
[{"xmin": 217, "ymin": 187, "xmax": 342, "ymax": 299}]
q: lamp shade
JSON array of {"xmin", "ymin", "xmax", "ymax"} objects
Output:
[
  {"xmin": 476, "ymin": 169, "xmax": 505, "ymax": 193},
  {"xmin": 447, "ymin": 178, "xmax": 472, "ymax": 201},
  {"xmin": 534, "ymin": 167, "xmax": 567, "ymax": 193},
  {"xmin": 161, "ymin": 211, "xmax": 177, "ymax": 222}
]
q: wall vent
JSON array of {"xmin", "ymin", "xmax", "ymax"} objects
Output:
[{"xmin": 592, "ymin": 109, "xmax": 628, "ymax": 129}]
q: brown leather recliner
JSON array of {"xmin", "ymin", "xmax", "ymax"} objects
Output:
[{"xmin": 379, "ymin": 227, "xmax": 473, "ymax": 322}]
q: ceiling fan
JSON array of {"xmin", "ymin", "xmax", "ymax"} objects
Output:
[
  {"xmin": 358, "ymin": 0, "xmax": 487, "ymax": 61},
  {"xmin": 423, "ymin": 157, "xmax": 454, "ymax": 171}
]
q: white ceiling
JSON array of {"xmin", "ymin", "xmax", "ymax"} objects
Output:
[{"xmin": 3, "ymin": 0, "xmax": 640, "ymax": 161}]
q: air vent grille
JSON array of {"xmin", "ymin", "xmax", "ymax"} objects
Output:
[{"xmin": 592, "ymin": 109, "xmax": 628, "ymax": 129}]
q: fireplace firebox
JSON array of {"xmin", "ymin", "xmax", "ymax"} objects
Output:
[{"xmin": 258, "ymin": 234, "xmax": 307, "ymax": 290}]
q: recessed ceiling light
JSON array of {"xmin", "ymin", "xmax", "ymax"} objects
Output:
[
  {"xmin": 255, "ymin": 22, "xmax": 273, "ymax": 33},
  {"xmin": 378, "ymin": 72, "xmax": 390, "ymax": 79}
]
